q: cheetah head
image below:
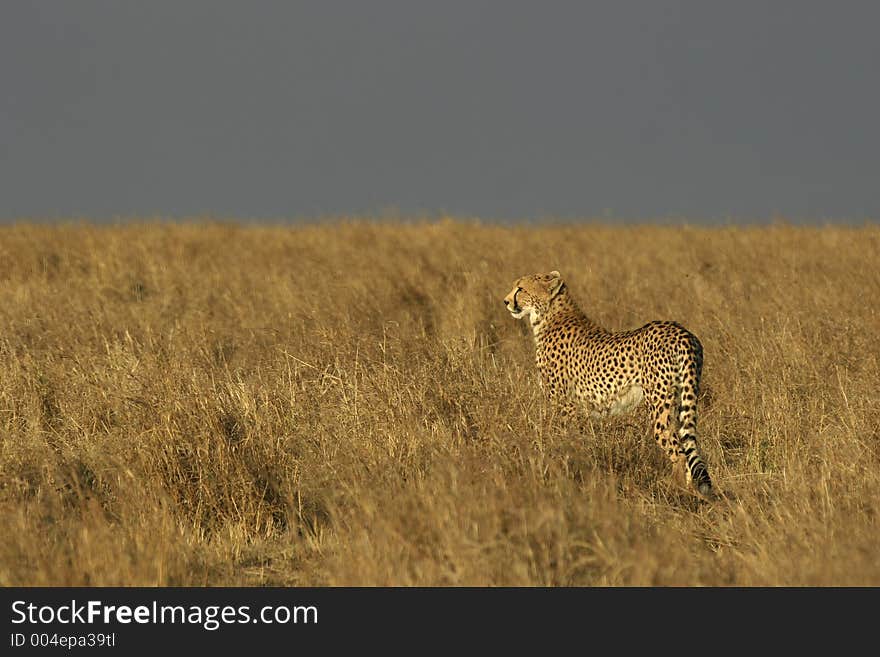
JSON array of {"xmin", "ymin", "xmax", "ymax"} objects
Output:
[{"xmin": 504, "ymin": 271, "xmax": 565, "ymax": 322}]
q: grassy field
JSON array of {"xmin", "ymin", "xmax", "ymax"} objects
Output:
[{"xmin": 1, "ymin": 219, "xmax": 878, "ymax": 586}]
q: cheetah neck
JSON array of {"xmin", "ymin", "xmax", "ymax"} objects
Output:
[{"xmin": 531, "ymin": 290, "xmax": 604, "ymax": 338}]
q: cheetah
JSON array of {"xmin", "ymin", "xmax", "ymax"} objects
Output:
[{"xmin": 504, "ymin": 270, "xmax": 714, "ymax": 498}]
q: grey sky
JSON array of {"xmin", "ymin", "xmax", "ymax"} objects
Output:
[{"xmin": 2, "ymin": 1, "xmax": 878, "ymax": 223}]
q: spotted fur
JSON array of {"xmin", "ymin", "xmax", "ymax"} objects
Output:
[{"xmin": 504, "ymin": 270, "xmax": 713, "ymax": 497}]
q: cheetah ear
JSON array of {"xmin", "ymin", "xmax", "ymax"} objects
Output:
[{"xmin": 548, "ymin": 271, "xmax": 564, "ymax": 298}]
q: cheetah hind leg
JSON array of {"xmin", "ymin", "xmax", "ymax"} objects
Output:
[
  {"xmin": 672, "ymin": 455, "xmax": 689, "ymax": 487},
  {"xmin": 649, "ymin": 397, "xmax": 687, "ymax": 487}
]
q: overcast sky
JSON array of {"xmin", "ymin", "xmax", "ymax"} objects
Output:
[{"xmin": 2, "ymin": 1, "xmax": 878, "ymax": 223}]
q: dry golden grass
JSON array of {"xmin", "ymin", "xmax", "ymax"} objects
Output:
[{"xmin": 1, "ymin": 219, "xmax": 878, "ymax": 586}]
